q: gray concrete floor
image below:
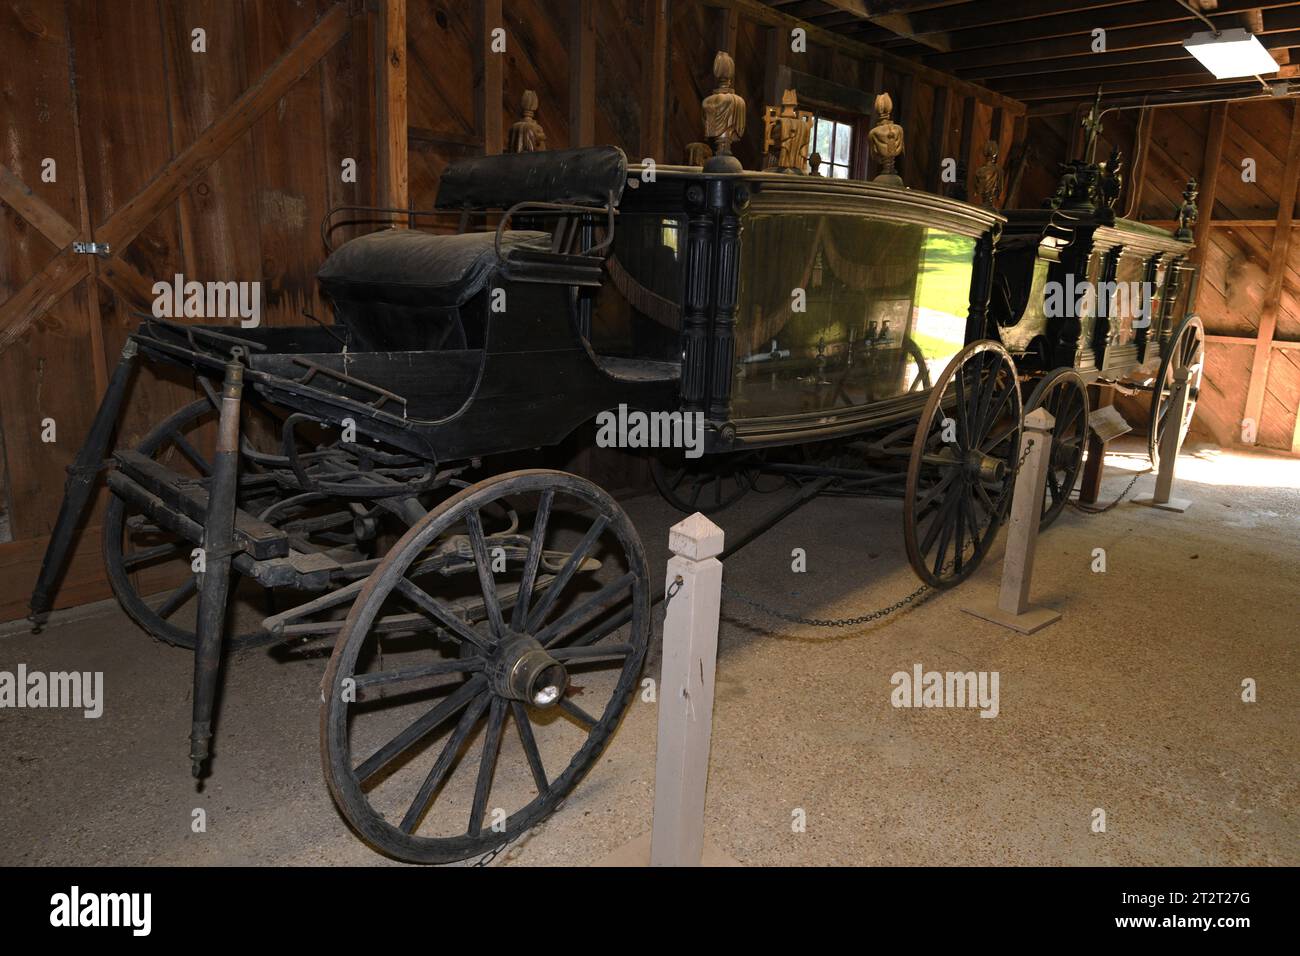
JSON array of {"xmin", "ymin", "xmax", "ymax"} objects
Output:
[{"xmin": 1, "ymin": 440, "xmax": 1296, "ymax": 866}]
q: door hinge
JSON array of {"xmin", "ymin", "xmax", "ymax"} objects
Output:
[{"xmin": 72, "ymin": 241, "xmax": 111, "ymax": 256}]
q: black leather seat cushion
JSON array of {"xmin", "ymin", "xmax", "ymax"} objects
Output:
[{"xmin": 318, "ymin": 228, "xmax": 550, "ymax": 309}]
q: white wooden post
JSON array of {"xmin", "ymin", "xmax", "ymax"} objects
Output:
[
  {"xmin": 962, "ymin": 407, "xmax": 1062, "ymax": 634},
  {"xmin": 1135, "ymin": 366, "xmax": 1193, "ymax": 512},
  {"xmin": 651, "ymin": 512, "xmax": 724, "ymax": 867}
]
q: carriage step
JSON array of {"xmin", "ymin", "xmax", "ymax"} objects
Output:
[{"xmin": 114, "ymin": 450, "xmax": 289, "ymax": 560}]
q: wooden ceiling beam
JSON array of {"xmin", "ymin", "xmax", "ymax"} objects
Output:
[
  {"xmin": 957, "ymin": 20, "xmax": 1300, "ymax": 81},
  {"xmin": 891, "ymin": 0, "xmax": 1140, "ymax": 36},
  {"xmin": 894, "ymin": 0, "xmax": 1298, "ymax": 58},
  {"xmin": 988, "ymin": 52, "xmax": 1298, "ymax": 96},
  {"xmin": 1027, "ymin": 84, "xmax": 1294, "ymax": 113},
  {"xmin": 999, "ymin": 70, "xmax": 1271, "ymax": 101},
  {"xmin": 705, "ymin": 0, "xmax": 1027, "ymax": 114},
  {"xmin": 928, "ymin": 2, "xmax": 1300, "ymax": 73}
]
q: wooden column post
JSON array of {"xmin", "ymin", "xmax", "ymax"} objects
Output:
[
  {"xmin": 963, "ymin": 408, "xmax": 1061, "ymax": 634},
  {"xmin": 764, "ymin": 24, "xmax": 789, "ymax": 119},
  {"xmin": 717, "ymin": 4, "xmax": 739, "ymax": 57},
  {"xmin": 375, "ymin": 0, "xmax": 407, "ymax": 220},
  {"xmin": 928, "ymin": 86, "xmax": 951, "ymax": 194},
  {"xmin": 863, "ymin": 61, "xmax": 886, "ymax": 180},
  {"xmin": 569, "ymin": 0, "xmax": 595, "ymax": 148},
  {"xmin": 956, "ymin": 94, "xmax": 976, "ymax": 198},
  {"xmin": 651, "ymin": 513, "xmax": 725, "ymax": 867},
  {"xmin": 479, "ymin": 0, "xmax": 504, "ymax": 156},
  {"xmin": 1191, "ymin": 102, "xmax": 1228, "ymax": 267},
  {"xmin": 642, "ymin": 0, "xmax": 669, "ymax": 162}
]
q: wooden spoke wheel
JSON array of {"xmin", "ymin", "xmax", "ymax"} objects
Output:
[
  {"xmin": 902, "ymin": 335, "xmax": 932, "ymax": 394},
  {"xmin": 1148, "ymin": 313, "xmax": 1205, "ymax": 471},
  {"xmin": 321, "ymin": 469, "xmax": 649, "ymax": 864},
  {"xmin": 650, "ymin": 450, "xmax": 766, "ymax": 514},
  {"xmin": 103, "ymin": 399, "xmax": 373, "ymax": 650},
  {"xmin": 104, "ymin": 399, "xmax": 273, "ymax": 649},
  {"xmin": 903, "ymin": 341, "xmax": 1022, "ymax": 588},
  {"xmin": 1024, "ymin": 368, "xmax": 1089, "ymax": 531}
]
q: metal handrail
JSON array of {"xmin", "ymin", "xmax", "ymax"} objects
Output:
[{"xmin": 494, "ymin": 193, "xmax": 617, "ymax": 258}]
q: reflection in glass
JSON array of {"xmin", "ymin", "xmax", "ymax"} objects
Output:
[{"xmin": 731, "ymin": 212, "xmax": 976, "ymax": 420}]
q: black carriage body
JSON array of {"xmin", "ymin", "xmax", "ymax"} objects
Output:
[
  {"xmin": 989, "ymin": 207, "xmax": 1197, "ymax": 381},
  {"xmin": 615, "ymin": 166, "xmax": 1004, "ymax": 455},
  {"xmin": 134, "ymin": 148, "xmax": 682, "ymax": 465},
  {"xmin": 135, "ymin": 150, "xmax": 1005, "ymax": 466}
]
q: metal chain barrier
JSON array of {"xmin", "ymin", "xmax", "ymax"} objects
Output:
[
  {"xmin": 1067, "ymin": 467, "xmax": 1150, "ymax": 515},
  {"xmin": 720, "ymin": 578, "xmax": 931, "ymax": 629},
  {"xmin": 715, "ymin": 436, "xmax": 1032, "ymax": 631}
]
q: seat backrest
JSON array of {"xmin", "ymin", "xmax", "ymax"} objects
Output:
[{"xmin": 435, "ymin": 146, "xmax": 628, "ymax": 210}]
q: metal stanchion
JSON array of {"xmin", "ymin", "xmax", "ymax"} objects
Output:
[
  {"xmin": 962, "ymin": 407, "xmax": 1062, "ymax": 634},
  {"xmin": 1134, "ymin": 366, "xmax": 1193, "ymax": 513}
]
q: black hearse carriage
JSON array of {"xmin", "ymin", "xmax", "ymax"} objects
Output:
[
  {"xmin": 30, "ymin": 142, "xmax": 1029, "ymax": 864},
  {"xmin": 986, "ymin": 171, "xmax": 1204, "ymax": 525}
]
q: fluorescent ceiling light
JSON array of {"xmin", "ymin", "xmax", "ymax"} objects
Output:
[{"xmin": 1183, "ymin": 28, "xmax": 1280, "ymax": 79}]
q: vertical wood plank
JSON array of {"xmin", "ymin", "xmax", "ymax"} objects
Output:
[
  {"xmin": 898, "ymin": 72, "xmax": 916, "ymax": 187},
  {"xmin": 927, "ymin": 85, "xmax": 950, "ymax": 194},
  {"xmin": 568, "ymin": 0, "xmax": 595, "ymax": 148},
  {"xmin": 243, "ymin": 0, "xmax": 334, "ymax": 326},
  {"xmin": 763, "ymin": 24, "xmax": 785, "ymax": 119},
  {"xmin": 1126, "ymin": 106, "xmax": 1153, "ymax": 218},
  {"xmin": 479, "ymin": 0, "xmax": 504, "ymax": 155},
  {"xmin": 321, "ymin": 1, "xmax": 374, "ymax": 245},
  {"xmin": 375, "ymin": 0, "xmax": 407, "ymax": 216},
  {"xmin": 717, "ymin": 4, "xmax": 739, "ymax": 57},
  {"xmin": 69, "ymin": 0, "xmax": 188, "ymax": 455},
  {"xmin": 863, "ymin": 60, "xmax": 885, "ymax": 180},
  {"xmin": 642, "ymin": 0, "xmax": 669, "ymax": 162}
]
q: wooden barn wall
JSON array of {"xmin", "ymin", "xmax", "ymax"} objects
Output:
[
  {"xmin": 0, "ymin": 0, "xmax": 1024, "ymax": 622},
  {"xmin": 1022, "ymin": 99, "xmax": 1300, "ymax": 455},
  {"xmin": 0, "ymin": 0, "xmax": 373, "ymax": 621}
]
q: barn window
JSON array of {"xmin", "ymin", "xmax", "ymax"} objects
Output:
[{"xmin": 811, "ymin": 114, "xmax": 854, "ymax": 179}]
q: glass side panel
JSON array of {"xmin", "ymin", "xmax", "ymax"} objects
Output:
[
  {"xmin": 590, "ymin": 213, "xmax": 684, "ymax": 362},
  {"xmin": 731, "ymin": 212, "xmax": 975, "ymax": 420}
]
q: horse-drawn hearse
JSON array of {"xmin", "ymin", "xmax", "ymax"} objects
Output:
[{"xmin": 27, "ymin": 62, "xmax": 1202, "ymax": 863}]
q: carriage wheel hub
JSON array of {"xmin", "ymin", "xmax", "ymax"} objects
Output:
[
  {"xmin": 487, "ymin": 632, "xmax": 568, "ymax": 708},
  {"xmin": 966, "ymin": 451, "xmax": 1006, "ymax": 483}
]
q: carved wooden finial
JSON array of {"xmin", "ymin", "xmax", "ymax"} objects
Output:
[
  {"xmin": 508, "ymin": 89, "xmax": 546, "ymax": 153},
  {"xmin": 702, "ymin": 51, "xmax": 745, "ymax": 172},
  {"xmin": 763, "ymin": 88, "xmax": 814, "ymax": 173},
  {"xmin": 869, "ymin": 92, "xmax": 904, "ymax": 186},
  {"xmin": 974, "ymin": 140, "xmax": 1004, "ymax": 209}
]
